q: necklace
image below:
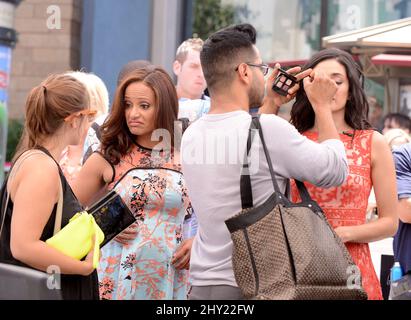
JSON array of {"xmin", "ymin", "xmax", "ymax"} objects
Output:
[{"xmin": 341, "ymin": 130, "xmax": 354, "ymax": 137}]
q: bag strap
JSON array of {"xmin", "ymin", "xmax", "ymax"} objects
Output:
[
  {"xmin": 294, "ymin": 180, "xmax": 312, "ymax": 202},
  {"xmin": 252, "ymin": 116, "xmax": 281, "ymax": 193},
  {"xmin": 240, "ymin": 116, "xmax": 313, "ymax": 209},
  {"xmin": 0, "ymin": 149, "xmax": 64, "ymax": 238},
  {"xmin": 91, "ymin": 217, "xmax": 100, "ymax": 269},
  {"xmin": 256, "ymin": 116, "xmax": 314, "ymax": 203},
  {"xmin": 240, "ymin": 121, "xmax": 256, "ymax": 209},
  {"xmin": 33, "ymin": 147, "xmax": 64, "ymax": 235},
  {"xmin": 1, "ymin": 150, "xmax": 46, "ymax": 238},
  {"xmin": 254, "ymin": 116, "xmax": 313, "ymax": 203},
  {"xmin": 0, "ymin": 191, "xmax": 9, "ymax": 239},
  {"xmin": 53, "ymin": 179, "xmax": 64, "ymax": 235}
]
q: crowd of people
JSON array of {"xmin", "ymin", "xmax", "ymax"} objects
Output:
[{"xmin": 0, "ymin": 23, "xmax": 410, "ymax": 300}]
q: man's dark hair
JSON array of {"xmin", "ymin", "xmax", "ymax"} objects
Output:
[
  {"xmin": 117, "ymin": 60, "xmax": 152, "ymax": 85},
  {"xmin": 200, "ymin": 23, "xmax": 257, "ymax": 91},
  {"xmin": 383, "ymin": 113, "xmax": 411, "ymax": 132}
]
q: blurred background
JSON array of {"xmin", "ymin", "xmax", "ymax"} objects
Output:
[
  {"xmin": 0, "ymin": 0, "xmax": 410, "ymax": 173},
  {"xmin": 0, "ymin": 0, "xmax": 409, "ymax": 299}
]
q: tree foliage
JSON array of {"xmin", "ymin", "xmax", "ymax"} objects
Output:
[
  {"xmin": 6, "ymin": 119, "xmax": 24, "ymax": 162},
  {"xmin": 192, "ymin": 0, "xmax": 235, "ymax": 40}
]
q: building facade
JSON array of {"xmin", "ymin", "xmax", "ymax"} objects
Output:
[
  {"xmin": 8, "ymin": 0, "xmax": 192, "ymax": 119},
  {"xmin": 9, "ymin": 0, "xmax": 82, "ymax": 119},
  {"xmin": 7, "ymin": 0, "xmax": 411, "ymax": 120}
]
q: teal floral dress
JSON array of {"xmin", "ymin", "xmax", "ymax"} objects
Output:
[{"xmin": 98, "ymin": 144, "xmax": 192, "ymax": 300}]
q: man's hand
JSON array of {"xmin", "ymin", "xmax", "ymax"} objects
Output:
[
  {"xmin": 172, "ymin": 238, "xmax": 194, "ymax": 270},
  {"xmin": 260, "ymin": 63, "xmax": 312, "ymax": 114}
]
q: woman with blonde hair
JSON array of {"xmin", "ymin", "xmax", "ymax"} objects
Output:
[
  {"xmin": 0, "ymin": 73, "xmax": 99, "ymax": 299},
  {"xmin": 59, "ymin": 71, "xmax": 109, "ymax": 185}
]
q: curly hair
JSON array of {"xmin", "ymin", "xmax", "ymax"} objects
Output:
[{"xmin": 100, "ymin": 67, "xmax": 178, "ymax": 165}]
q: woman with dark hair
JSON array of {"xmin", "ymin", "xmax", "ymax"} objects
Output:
[
  {"xmin": 290, "ymin": 48, "xmax": 398, "ymax": 300},
  {"xmin": 82, "ymin": 60, "xmax": 153, "ymax": 164},
  {"xmin": 73, "ymin": 67, "xmax": 191, "ymax": 300},
  {"xmin": 382, "ymin": 113, "xmax": 411, "ymax": 135}
]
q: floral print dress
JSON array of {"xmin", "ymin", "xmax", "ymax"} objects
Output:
[{"xmin": 98, "ymin": 144, "xmax": 192, "ymax": 300}]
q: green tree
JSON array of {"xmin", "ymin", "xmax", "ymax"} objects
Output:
[
  {"xmin": 6, "ymin": 118, "xmax": 24, "ymax": 162},
  {"xmin": 192, "ymin": 0, "xmax": 235, "ymax": 40}
]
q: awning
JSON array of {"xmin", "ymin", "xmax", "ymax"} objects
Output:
[
  {"xmin": 269, "ymin": 59, "xmax": 307, "ymax": 68},
  {"xmin": 371, "ymin": 54, "xmax": 411, "ymax": 67},
  {"xmin": 322, "ymin": 17, "xmax": 411, "ymax": 51},
  {"xmin": 270, "ymin": 56, "xmax": 360, "ymax": 68}
]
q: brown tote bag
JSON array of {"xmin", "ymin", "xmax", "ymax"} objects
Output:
[{"xmin": 225, "ymin": 116, "xmax": 368, "ymax": 300}]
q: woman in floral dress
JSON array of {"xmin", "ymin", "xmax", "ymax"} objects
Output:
[
  {"xmin": 290, "ymin": 48, "xmax": 398, "ymax": 300},
  {"xmin": 73, "ymin": 67, "xmax": 192, "ymax": 300}
]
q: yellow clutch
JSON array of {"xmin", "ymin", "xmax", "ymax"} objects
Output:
[{"xmin": 46, "ymin": 211, "xmax": 105, "ymax": 269}]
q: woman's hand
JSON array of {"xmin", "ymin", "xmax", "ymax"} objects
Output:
[
  {"xmin": 114, "ymin": 225, "xmax": 138, "ymax": 245},
  {"xmin": 172, "ymin": 238, "xmax": 194, "ymax": 270},
  {"xmin": 334, "ymin": 226, "xmax": 353, "ymax": 243},
  {"xmin": 82, "ymin": 235, "xmax": 97, "ymax": 276}
]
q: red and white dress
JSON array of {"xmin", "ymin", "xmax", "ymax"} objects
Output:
[{"xmin": 292, "ymin": 130, "xmax": 383, "ymax": 300}]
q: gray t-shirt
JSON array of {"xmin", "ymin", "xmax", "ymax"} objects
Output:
[{"xmin": 181, "ymin": 111, "xmax": 348, "ymax": 287}]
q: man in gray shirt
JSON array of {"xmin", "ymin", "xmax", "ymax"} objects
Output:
[{"xmin": 180, "ymin": 24, "xmax": 348, "ymax": 300}]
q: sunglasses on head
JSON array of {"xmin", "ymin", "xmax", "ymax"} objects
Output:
[{"xmin": 64, "ymin": 109, "xmax": 98, "ymax": 122}]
